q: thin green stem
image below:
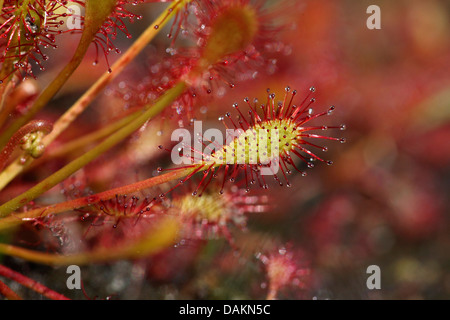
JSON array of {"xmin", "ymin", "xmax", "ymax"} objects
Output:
[
  {"xmin": 0, "ymin": 81, "xmax": 186, "ymax": 217},
  {"xmin": 44, "ymin": 112, "xmax": 138, "ymax": 159},
  {"xmin": 0, "ymin": 0, "xmax": 191, "ymax": 188}
]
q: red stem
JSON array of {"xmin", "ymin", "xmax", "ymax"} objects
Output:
[
  {"xmin": 0, "ymin": 278, "xmax": 22, "ymax": 300},
  {"xmin": 0, "ymin": 264, "xmax": 69, "ymax": 300}
]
